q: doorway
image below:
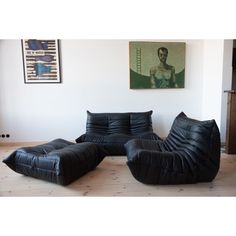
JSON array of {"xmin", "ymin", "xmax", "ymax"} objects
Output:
[{"xmin": 225, "ymin": 40, "xmax": 236, "ymax": 154}]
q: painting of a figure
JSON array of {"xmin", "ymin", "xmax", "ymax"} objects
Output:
[
  {"xmin": 129, "ymin": 42, "xmax": 185, "ymax": 89},
  {"xmin": 22, "ymin": 39, "xmax": 61, "ymax": 83}
]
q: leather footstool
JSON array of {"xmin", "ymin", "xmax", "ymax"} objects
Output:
[{"xmin": 3, "ymin": 139, "xmax": 106, "ymax": 185}]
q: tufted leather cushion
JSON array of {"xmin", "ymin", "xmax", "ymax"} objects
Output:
[
  {"xmin": 125, "ymin": 112, "xmax": 221, "ymax": 184},
  {"xmin": 76, "ymin": 111, "xmax": 160, "ymax": 155},
  {"xmin": 2, "ymin": 139, "xmax": 106, "ymax": 185},
  {"xmin": 77, "ymin": 132, "xmax": 159, "ymax": 156},
  {"xmin": 86, "ymin": 110, "xmax": 153, "ymax": 135}
]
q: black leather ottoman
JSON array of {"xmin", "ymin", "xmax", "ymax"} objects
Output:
[{"xmin": 2, "ymin": 139, "xmax": 106, "ymax": 185}]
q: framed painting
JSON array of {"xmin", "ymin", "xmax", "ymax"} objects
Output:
[
  {"xmin": 129, "ymin": 41, "xmax": 186, "ymax": 89},
  {"xmin": 21, "ymin": 39, "xmax": 61, "ymax": 83}
]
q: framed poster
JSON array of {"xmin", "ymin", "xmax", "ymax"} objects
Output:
[
  {"xmin": 21, "ymin": 39, "xmax": 61, "ymax": 83},
  {"xmin": 129, "ymin": 41, "xmax": 186, "ymax": 89}
]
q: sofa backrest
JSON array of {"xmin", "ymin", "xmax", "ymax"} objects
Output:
[
  {"xmin": 86, "ymin": 110, "xmax": 153, "ymax": 135},
  {"xmin": 163, "ymin": 112, "xmax": 221, "ymax": 160}
]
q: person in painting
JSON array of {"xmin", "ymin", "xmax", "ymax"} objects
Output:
[{"xmin": 150, "ymin": 47, "xmax": 178, "ymax": 88}]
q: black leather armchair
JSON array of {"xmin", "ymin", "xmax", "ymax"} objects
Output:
[{"xmin": 125, "ymin": 112, "xmax": 221, "ymax": 184}]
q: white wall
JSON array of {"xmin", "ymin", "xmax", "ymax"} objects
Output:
[
  {"xmin": 0, "ymin": 39, "xmax": 227, "ymax": 142},
  {"xmin": 201, "ymin": 40, "xmax": 225, "ymax": 125}
]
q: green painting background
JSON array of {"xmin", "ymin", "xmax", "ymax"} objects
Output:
[{"xmin": 130, "ymin": 69, "xmax": 185, "ymax": 88}]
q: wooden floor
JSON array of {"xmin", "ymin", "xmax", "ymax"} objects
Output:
[{"xmin": 1, "ymin": 143, "xmax": 236, "ymax": 196}]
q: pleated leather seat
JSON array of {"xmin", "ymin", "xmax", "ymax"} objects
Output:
[
  {"xmin": 3, "ymin": 139, "xmax": 106, "ymax": 185},
  {"xmin": 125, "ymin": 112, "xmax": 221, "ymax": 184},
  {"xmin": 76, "ymin": 110, "xmax": 160, "ymax": 155}
]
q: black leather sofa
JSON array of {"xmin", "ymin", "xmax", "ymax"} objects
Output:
[
  {"xmin": 76, "ymin": 110, "xmax": 160, "ymax": 155},
  {"xmin": 125, "ymin": 112, "xmax": 221, "ymax": 185}
]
